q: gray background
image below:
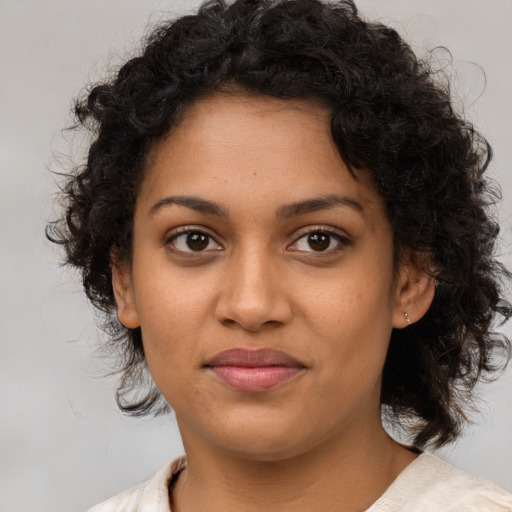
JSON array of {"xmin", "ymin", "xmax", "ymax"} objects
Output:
[{"xmin": 0, "ymin": 1, "xmax": 511, "ymax": 511}]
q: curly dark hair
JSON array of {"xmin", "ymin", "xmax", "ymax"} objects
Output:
[{"xmin": 48, "ymin": 0, "xmax": 511, "ymax": 448}]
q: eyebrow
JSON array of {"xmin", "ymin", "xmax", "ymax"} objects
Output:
[
  {"xmin": 276, "ymin": 194, "xmax": 364, "ymax": 219},
  {"xmin": 149, "ymin": 194, "xmax": 364, "ymax": 219},
  {"xmin": 149, "ymin": 196, "xmax": 229, "ymax": 217}
]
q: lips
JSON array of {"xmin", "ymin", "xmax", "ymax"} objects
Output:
[{"xmin": 205, "ymin": 348, "xmax": 306, "ymax": 392}]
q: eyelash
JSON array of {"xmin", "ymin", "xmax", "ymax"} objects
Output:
[
  {"xmin": 288, "ymin": 228, "xmax": 352, "ymax": 255},
  {"xmin": 165, "ymin": 226, "xmax": 222, "ymax": 255},
  {"xmin": 164, "ymin": 226, "xmax": 351, "ymax": 257}
]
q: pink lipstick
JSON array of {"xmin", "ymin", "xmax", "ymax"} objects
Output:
[{"xmin": 205, "ymin": 348, "xmax": 306, "ymax": 392}]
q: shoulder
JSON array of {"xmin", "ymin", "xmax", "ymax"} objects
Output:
[
  {"xmin": 368, "ymin": 453, "xmax": 512, "ymax": 512},
  {"xmin": 85, "ymin": 457, "xmax": 186, "ymax": 512}
]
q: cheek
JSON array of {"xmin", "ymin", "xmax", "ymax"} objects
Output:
[
  {"xmin": 300, "ymin": 261, "xmax": 395, "ymax": 374},
  {"xmin": 134, "ymin": 249, "xmax": 213, "ymax": 325},
  {"xmin": 304, "ymin": 290, "xmax": 393, "ymax": 425},
  {"xmin": 132, "ymin": 259, "xmax": 222, "ymax": 384},
  {"xmin": 303, "ymin": 262, "xmax": 394, "ymax": 330}
]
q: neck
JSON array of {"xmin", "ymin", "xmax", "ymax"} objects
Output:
[{"xmin": 171, "ymin": 422, "xmax": 417, "ymax": 512}]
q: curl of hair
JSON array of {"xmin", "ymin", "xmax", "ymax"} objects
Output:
[{"xmin": 47, "ymin": 0, "xmax": 511, "ymax": 447}]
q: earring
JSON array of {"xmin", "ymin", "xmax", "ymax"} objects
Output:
[{"xmin": 403, "ymin": 311, "xmax": 411, "ymax": 324}]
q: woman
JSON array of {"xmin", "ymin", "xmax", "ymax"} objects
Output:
[{"xmin": 48, "ymin": 0, "xmax": 512, "ymax": 510}]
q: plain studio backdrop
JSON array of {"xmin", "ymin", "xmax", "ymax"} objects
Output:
[{"xmin": 0, "ymin": 0, "xmax": 511, "ymax": 511}]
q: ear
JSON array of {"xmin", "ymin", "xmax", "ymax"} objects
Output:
[
  {"xmin": 392, "ymin": 259, "xmax": 436, "ymax": 329},
  {"xmin": 111, "ymin": 260, "xmax": 140, "ymax": 329}
]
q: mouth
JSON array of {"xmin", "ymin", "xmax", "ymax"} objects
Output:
[{"xmin": 204, "ymin": 348, "xmax": 307, "ymax": 392}]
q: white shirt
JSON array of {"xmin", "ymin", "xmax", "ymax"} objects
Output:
[{"xmin": 87, "ymin": 453, "xmax": 512, "ymax": 511}]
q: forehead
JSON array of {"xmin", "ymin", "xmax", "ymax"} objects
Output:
[
  {"xmin": 140, "ymin": 92, "xmax": 384, "ymax": 218},
  {"xmin": 147, "ymin": 92, "xmax": 333, "ymax": 167}
]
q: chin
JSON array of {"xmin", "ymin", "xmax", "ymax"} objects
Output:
[
  {"xmin": 206, "ymin": 420, "xmax": 328, "ymax": 463},
  {"xmin": 225, "ymin": 442, "xmax": 309, "ymax": 463}
]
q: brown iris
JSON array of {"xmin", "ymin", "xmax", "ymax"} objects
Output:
[
  {"xmin": 186, "ymin": 232, "xmax": 209, "ymax": 251},
  {"xmin": 307, "ymin": 233, "xmax": 330, "ymax": 251}
]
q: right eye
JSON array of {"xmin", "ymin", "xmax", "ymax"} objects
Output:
[{"xmin": 168, "ymin": 230, "xmax": 222, "ymax": 253}]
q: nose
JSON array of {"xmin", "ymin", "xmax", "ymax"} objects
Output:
[{"xmin": 214, "ymin": 246, "xmax": 293, "ymax": 332}]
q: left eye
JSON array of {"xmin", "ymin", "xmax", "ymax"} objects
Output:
[
  {"xmin": 169, "ymin": 231, "xmax": 221, "ymax": 253},
  {"xmin": 292, "ymin": 231, "xmax": 345, "ymax": 253}
]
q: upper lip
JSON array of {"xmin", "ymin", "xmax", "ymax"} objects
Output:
[{"xmin": 205, "ymin": 348, "xmax": 305, "ymax": 368}]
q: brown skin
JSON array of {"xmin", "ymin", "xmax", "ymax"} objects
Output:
[{"xmin": 112, "ymin": 93, "xmax": 435, "ymax": 511}]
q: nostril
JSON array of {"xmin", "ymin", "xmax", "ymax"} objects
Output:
[{"xmin": 217, "ymin": 309, "xmax": 289, "ymax": 332}]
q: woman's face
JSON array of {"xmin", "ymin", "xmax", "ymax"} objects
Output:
[{"xmin": 114, "ymin": 93, "xmax": 418, "ymax": 461}]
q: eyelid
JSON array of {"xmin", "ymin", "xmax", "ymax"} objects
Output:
[
  {"xmin": 162, "ymin": 224, "xmax": 351, "ymax": 256},
  {"xmin": 164, "ymin": 225, "xmax": 224, "ymax": 254},
  {"xmin": 288, "ymin": 226, "xmax": 352, "ymax": 253}
]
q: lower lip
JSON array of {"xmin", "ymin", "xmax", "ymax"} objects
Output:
[{"xmin": 209, "ymin": 366, "xmax": 304, "ymax": 392}]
